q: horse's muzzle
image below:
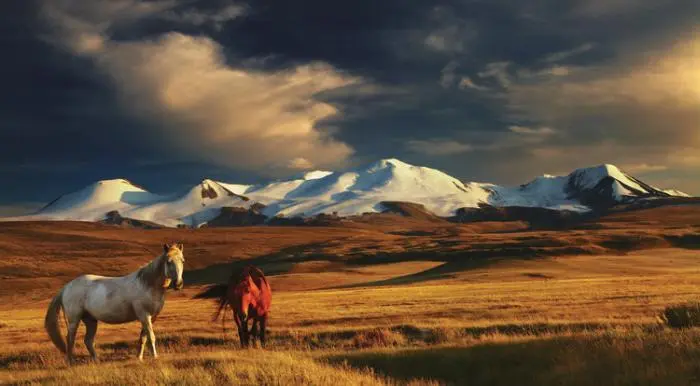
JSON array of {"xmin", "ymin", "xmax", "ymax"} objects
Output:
[{"xmin": 173, "ymin": 280, "xmax": 184, "ymax": 291}]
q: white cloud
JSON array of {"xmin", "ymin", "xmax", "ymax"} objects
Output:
[
  {"xmin": 542, "ymin": 43, "xmax": 595, "ymax": 63},
  {"xmin": 287, "ymin": 157, "xmax": 314, "ymax": 170},
  {"xmin": 424, "ymin": 26, "xmax": 465, "ymax": 53},
  {"xmin": 439, "ymin": 61, "xmax": 459, "ymax": 88},
  {"xmin": 458, "ymin": 76, "xmax": 489, "ymax": 91},
  {"xmin": 666, "ymin": 149, "xmax": 700, "ymax": 168},
  {"xmin": 505, "ymin": 41, "xmax": 700, "ymax": 142},
  {"xmin": 405, "ymin": 139, "xmax": 473, "ymax": 156},
  {"xmin": 478, "ymin": 62, "xmax": 511, "ymax": 88},
  {"xmin": 509, "ymin": 126, "xmax": 556, "ymax": 135},
  {"xmin": 621, "ymin": 163, "xmax": 668, "ymax": 173},
  {"xmin": 518, "ymin": 65, "xmax": 574, "ymax": 79},
  {"xmin": 423, "ymin": 6, "xmax": 475, "ymax": 54},
  {"xmin": 43, "ymin": 0, "xmax": 364, "ymax": 175},
  {"xmin": 161, "ymin": 4, "xmax": 247, "ymax": 30},
  {"xmin": 42, "ymin": 0, "xmax": 175, "ymax": 53}
]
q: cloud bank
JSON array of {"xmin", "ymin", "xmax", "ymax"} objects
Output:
[{"xmin": 43, "ymin": 0, "xmax": 361, "ymax": 174}]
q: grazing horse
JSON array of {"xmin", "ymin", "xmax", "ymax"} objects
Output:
[
  {"xmin": 195, "ymin": 265, "xmax": 272, "ymax": 347},
  {"xmin": 44, "ymin": 243, "xmax": 185, "ymax": 363}
]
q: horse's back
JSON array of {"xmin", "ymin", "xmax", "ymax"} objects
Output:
[
  {"xmin": 62, "ymin": 274, "xmax": 109, "ymax": 300},
  {"xmin": 63, "ymin": 274, "xmax": 143, "ymax": 324},
  {"xmin": 60, "ymin": 274, "xmax": 110, "ymax": 318}
]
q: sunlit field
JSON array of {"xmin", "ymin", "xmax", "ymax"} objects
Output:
[{"xmin": 1, "ymin": 206, "xmax": 700, "ymax": 385}]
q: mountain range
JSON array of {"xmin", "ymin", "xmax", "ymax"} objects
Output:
[{"xmin": 0, "ymin": 159, "xmax": 691, "ymax": 227}]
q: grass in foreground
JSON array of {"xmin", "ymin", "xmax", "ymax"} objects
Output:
[
  {"xmin": 2, "ymin": 350, "xmax": 390, "ymax": 386},
  {"xmin": 5, "ymin": 329, "xmax": 700, "ymax": 385},
  {"xmin": 2, "ymin": 247, "xmax": 700, "ymax": 385},
  {"xmin": 330, "ymin": 330, "xmax": 700, "ymax": 386}
]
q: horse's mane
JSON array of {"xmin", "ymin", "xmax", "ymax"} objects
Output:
[
  {"xmin": 136, "ymin": 253, "xmax": 166, "ymax": 288},
  {"xmin": 230, "ymin": 265, "xmax": 268, "ymax": 287},
  {"xmin": 248, "ymin": 266, "xmax": 269, "ymax": 286}
]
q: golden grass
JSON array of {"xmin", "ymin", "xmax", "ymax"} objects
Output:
[
  {"xmin": 3, "ymin": 248, "xmax": 700, "ymax": 384},
  {"xmin": 3, "ymin": 350, "xmax": 389, "ymax": 385},
  {"xmin": 1, "ymin": 211, "xmax": 699, "ymax": 385},
  {"xmin": 330, "ymin": 330, "xmax": 700, "ymax": 386}
]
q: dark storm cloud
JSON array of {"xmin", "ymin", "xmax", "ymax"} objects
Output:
[
  {"xmin": 208, "ymin": 0, "xmax": 699, "ymax": 180},
  {"xmin": 0, "ymin": 0, "xmax": 698, "ymax": 211},
  {"xmin": 0, "ymin": 1, "xmax": 172, "ymax": 164}
]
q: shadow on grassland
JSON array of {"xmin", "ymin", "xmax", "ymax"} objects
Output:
[
  {"xmin": 331, "ymin": 258, "xmax": 500, "ymax": 289},
  {"xmin": 326, "ymin": 331, "xmax": 700, "ymax": 386}
]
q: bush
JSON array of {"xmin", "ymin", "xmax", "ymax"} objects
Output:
[{"xmin": 661, "ymin": 303, "xmax": 700, "ymax": 329}]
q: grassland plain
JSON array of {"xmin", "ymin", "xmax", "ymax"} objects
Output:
[{"xmin": 1, "ymin": 205, "xmax": 700, "ymax": 385}]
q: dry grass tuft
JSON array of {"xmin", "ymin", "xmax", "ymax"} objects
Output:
[
  {"xmin": 352, "ymin": 328, "xmax": 408, "ymax": 349},
  {"xmin": 661, "ymin": 303, "xmax": 700, "ymax": 329}
]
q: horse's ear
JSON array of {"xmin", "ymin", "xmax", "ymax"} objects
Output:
[
  {"xmin": 178, "ymin": 243, "xmax": 184, "ymax": 252},
  {"xmin": 163, "ymin": 244, "xmax": 170, "ymax": 253}
]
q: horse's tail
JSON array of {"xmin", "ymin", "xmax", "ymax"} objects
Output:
[
  {"xmin": 44, "ymin": 288, "xmax": 66, "ymax": 354},
  {"xmin": 193, "ymin": 284, "xmax": 229, "ymax": 322}
]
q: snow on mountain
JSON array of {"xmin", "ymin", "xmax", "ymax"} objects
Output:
[
  {"xmin": 567, "ymin": 164, "xmax": 644, "ymax": 193},
  {"xmin": 24, "ymin": 179, "xmax": 162, "ymax": 221},
  {"xmin": 122, "ymin": 179, "xmax": 253, "ymax": 227},
  {"xmin": 291, "ymin": 170, "xmax": 334, "ymax": 181},
  {"xmin": 216, "ymin": 182, "xmax": 252, "ymax": 196},
  {"xmin": 661, "ymin": 189, "xmax": 690, "ymax": 197},
  {"xmin": 0, "ymin": 159, "xmax": 690, "ymax": 227},
  {"xmin": 488, "ymin": 174, "xmax": 590, "ymax": 211},
  {"xmin": 496, "ymin": 163, "xmax": 682, "ymax": 210},
  {"xmin": 219, "ymin": 169, "xmax": 335, "ymax": 203},
  {"xmin": 262, "ymin": 158, "xmax": 493, "ymax": 217},
  {"xmin": 6, "ymin": 178, "xmax": 251, "ymax": 227}
]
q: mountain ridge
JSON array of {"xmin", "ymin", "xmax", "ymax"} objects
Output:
[{"xmin": 1, "ymin": 159, "xmax": 690, "ymax": 227}]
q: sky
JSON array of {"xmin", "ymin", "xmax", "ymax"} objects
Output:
[{"xmin": 0, "ymin": 0, "xmax": 698, "ymax": 214}]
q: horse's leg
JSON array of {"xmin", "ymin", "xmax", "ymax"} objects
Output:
[
  {"xmin": 145, "ymin": 315, "xmax": 158, "ymax": 359},
  {"xmin": 233, "ymin": 310, "xmax": 242, "ymax": 346},
  {"xmin": 138, "ymin": 327, "xmax": 148, "ymax": 361},
  {"xmin": 250, "ymin": 318, "xmax": 259, "ymax": 347},
  {"xmin": 138, "ymin": 314, "xmax": 158, "ymax": 360},
  {"xmin": 259, "ymin": 315, "xmax": 268, "ymax": 348},
  {"xmin": 243, "ymin": 316, "xmax": 251, "ymax": 348},
  {"xmin": 234, "ymin": 311, "xmax": 248, "ymax": 348},
  {"xmin": 65, "ymin": 318, "xmax": 80, "ymax": 365},
  {"xmin": 83, "ymin": 317, "xmax": 99, "ymax": 362}
]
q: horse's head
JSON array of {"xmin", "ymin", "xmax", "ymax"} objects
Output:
[
  {"xmin": 235, "ymin": 274, "xmax": 258, "ymax": 320},
  {"xmin": 163, "ymin": 243, "xmax": 185, "ymax": 290}
]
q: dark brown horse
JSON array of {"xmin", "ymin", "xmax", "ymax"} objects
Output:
[{"xmin": 195, "ymin": 265, "xmax": 272, "ymax": 347}]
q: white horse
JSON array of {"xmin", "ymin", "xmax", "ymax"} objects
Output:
[{"xmin": 44, "ymin": 243, "xmax": 185, "ymax": 363}]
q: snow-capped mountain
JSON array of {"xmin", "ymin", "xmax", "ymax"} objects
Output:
[
  {"xmin": 257, "ymin": 158, "xmax": 493, "ymax": 218},
  {"xmin": 1, "ymin": 159, "xmax": 690, "ymax": 227},
  {"xmin": 489, "ymin": 164, "xmax": 681, "ymax": 211},
  {"xmin": 123, "ymin": 179, "xmax": 253, "ymax": 227},
  {"xmin": 33, "ymin": 179, "xmax": 163, "ymax": 220},
  {"xmin": 13, "ymin": 178, "xmax": 254, "ymax": 227}
]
